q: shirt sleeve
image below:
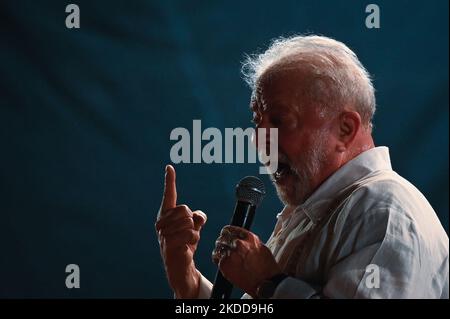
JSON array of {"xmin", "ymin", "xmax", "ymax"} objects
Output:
[
  {"xmin": 322, "ymin": 207, "xmax": 423, "ymax": 298},
  {"xmin": 271, "ymin": 277, "xmax": 321, "ymax": 298}
]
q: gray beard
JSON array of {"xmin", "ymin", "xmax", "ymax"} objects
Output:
[{"xmin": 275, "ymin": 129, "xmax": 329, "ymax": 206}]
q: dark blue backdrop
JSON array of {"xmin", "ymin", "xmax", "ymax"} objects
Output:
[{"xmin": 0, "ymin": 0, "xmax": 448, "ymax": 298}]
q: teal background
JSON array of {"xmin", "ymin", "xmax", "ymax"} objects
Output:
[{"xmin": 0, "ymin": 0, "xmax": 448, "ymax": 298}]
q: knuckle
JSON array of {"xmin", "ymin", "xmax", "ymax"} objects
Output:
[
  {"xmin": 192, "ymin": 233, "xmax": 200, "ymax": 243},
  {"xmin": 190, "ymin": 229, "xmax": 199, "ymax": 239},
  {"xmin": 220, "ymin": 226, "xmax": 231, "ymax": 235},
  {"xmin": 184, "ymin": 230, "xmax": 199, "ymax": 244},
  {"xmin": 235, "ymin": 239, "xmax": 245, "ymax": 249},
  {"xmin": 178, "ymin": 204, "xmax": 190, "ymax": 211},
  {"xmin": 195, "ymin": 210, "xmax": 207, "ymax": 221},
  {"xmin": 251, "ymin": 233, "xmax": 261, "ymax": 244},
  {"xmin": 186, "ymin": 217, "xmax": 195, "ymax": 228},
  {"xmin": 175, "ymin": 205, "xmax": 192, "ymax": 216},
  {"xmin": 177, "ymin": 215, "xmax": 194, "ymax": 226}
]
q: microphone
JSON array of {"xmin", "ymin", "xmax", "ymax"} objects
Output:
[{"xmin": 210, "ymin": 176, "xmax": 266, "ymax": 299}]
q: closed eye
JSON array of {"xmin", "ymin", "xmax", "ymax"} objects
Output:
[{"xmin": 270, "ymin": 116, "xmax": 282, "ymax": 127}]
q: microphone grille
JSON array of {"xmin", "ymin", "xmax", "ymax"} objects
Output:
[{"xmin": 235, "ymin": 176, "xmax": 266, "ymax": 206}]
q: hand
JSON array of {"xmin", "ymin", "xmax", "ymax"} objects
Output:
[
  {"xmin": 155, "ymin": 165, "xmax": 207, "ymax": 298},
  {"xmin": 212, "ymin": 225, "xmax": 282, "ymax": 298}
]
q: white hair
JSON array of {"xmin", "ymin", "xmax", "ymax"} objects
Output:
[{"xmin": 242, "ymin": 35, "xmax": 376, "ymax": 129}]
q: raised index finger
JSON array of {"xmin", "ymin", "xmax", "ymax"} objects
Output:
[{"xmin": 160, "ymin": 164, "xmax": 177, "ymax": 213}]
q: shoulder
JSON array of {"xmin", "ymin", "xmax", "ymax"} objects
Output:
[
  {"xmin": 343, "ymin": 170, "xmax": 433, "ymax": 222},
  {"xmin": 338, "ymin": 169, "xmax": 448, "ymax": 257}
]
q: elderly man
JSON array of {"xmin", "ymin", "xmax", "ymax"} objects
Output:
[{"xmin": 155, "ymin": 35, "xmax": 449, "ymax": 299}]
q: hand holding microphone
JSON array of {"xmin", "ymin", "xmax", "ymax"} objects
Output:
[
  {"xmin": 210, "ymin": 176, "xmax": 282, "ymax": 299},
  {"xmin": 212, "ymin": 225, "xmax": 282, "ymax": 298}
]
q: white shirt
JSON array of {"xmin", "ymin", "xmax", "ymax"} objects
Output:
[{"xmin": 197, "ymin": 147, "xmax": 449, "ymax": 299}]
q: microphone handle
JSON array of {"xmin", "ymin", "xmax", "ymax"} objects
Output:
[{"xmin": 210, "ymin": 202, "xmax": 256, "ymax": 299}]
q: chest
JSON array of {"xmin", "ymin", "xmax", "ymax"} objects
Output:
[{"xmin": 266, "ymin": 210, "xmax": 343, "ymax": 286}]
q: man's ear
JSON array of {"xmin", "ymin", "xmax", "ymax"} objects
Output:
[{"xmin": 336, "ymin": 111, "xmax": 361, "ymax": 152}]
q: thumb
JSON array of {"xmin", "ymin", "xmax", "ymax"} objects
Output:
[
  {"xmin": 192, "ymin": 210, "xmax": 207, "ymax": 231},
  {"xmin": 160, "ymin": 164, "xmax": 177, "ymax": 212}
]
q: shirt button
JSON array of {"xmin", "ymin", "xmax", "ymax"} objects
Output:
[{"xmin": 278, "ymin": 238, "xmax": 285, "ymax": 244}]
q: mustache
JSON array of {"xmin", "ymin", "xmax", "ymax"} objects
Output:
[
  {"xmin": 277, "ymin": 152, "xmax": 289, "ymax": 164},
  {"xmin": 262, "ymin": 152, "xmax": 290, "ymax": 167},
  {"xmin": 270, "ymin": 152, "xmax": 301, "ymax": 180}
]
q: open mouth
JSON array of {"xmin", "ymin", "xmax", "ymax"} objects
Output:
[{"xmin": 273, "ymin": 161, "xmax": 293, "ymax": 181}]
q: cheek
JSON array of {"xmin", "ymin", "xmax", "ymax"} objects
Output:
[{"xmin": 278, "ymin": 131, "xmax": 310, "ymax": 157}]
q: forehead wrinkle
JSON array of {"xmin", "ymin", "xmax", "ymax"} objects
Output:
[
  {"xmin": 264, "ymin": 66, "xmax": 322, "ymax": 117},
  {"xmin": 254, "ymin": 85, "xmax": 305, "ymax": 120}
]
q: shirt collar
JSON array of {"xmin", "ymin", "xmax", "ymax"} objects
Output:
[{"xmin": 277, "ymin": 146, "xmax": 393, "ymax": 223}]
